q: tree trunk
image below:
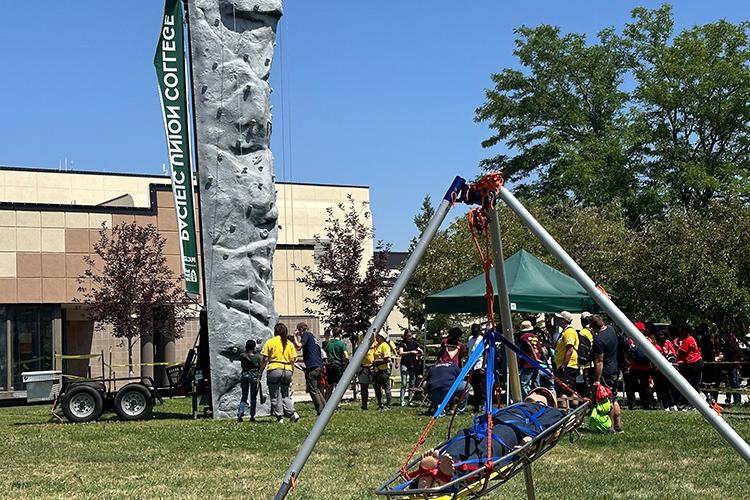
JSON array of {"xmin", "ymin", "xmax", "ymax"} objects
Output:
[
  {"xmin": 351, "ymin": 337, "xmax": 358, "ymax": 400},
  {"xmin": 127, "ymin": 339, "xmax": 134, "ymax": 378},
  {"xmin": 156, "ymin": 330, "xmax": 176, "ymax": 387},
  {"xmin": 141, "ymin": 330, "xmax": 154, "ymax": 383},
  {"xmin": 188, "ymin": 0, "xmax": 282, "ymax": 418}
]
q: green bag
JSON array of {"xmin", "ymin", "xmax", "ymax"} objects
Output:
[{"xmin": 588, "ymin": 400, "xmax": 612, "ymax": 433}]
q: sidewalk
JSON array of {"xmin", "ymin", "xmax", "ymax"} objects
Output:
[{"xmin": 292, "ymin": 388, "xmax": 400, "ymax": 403}]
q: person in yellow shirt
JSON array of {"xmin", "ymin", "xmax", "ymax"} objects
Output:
[
  {"xmin": 554, "ymin": 311, "xmax": 579, "ymax": 387},
  {"xmin": 358, "ymin": 334, "xmax": 376, "ymax": 410},
  {"xmin": 372, "ymin": 331, "xmax": 393, "ymax": 410},
  {"xmin": 260, "ymin": 323, "xmax": 299, "ymax": 423}
]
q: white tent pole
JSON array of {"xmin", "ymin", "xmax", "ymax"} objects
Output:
[{"xmin": 497, "ymin": 186, "xmax": 750, "ymax": 465}]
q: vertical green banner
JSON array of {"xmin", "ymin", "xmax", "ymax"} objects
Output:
[{"xmin": 154, "ymin": 0, "xmax": 200, "ymax": 296}]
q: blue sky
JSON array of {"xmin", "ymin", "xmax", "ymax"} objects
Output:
[{"xmin": 0, "ymin": 1, "xmax": 746, "ymax": 248}]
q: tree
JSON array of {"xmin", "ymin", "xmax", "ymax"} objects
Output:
[
  {"xmin": 401, "ymin": 195, "xmax": 483, "ymax": 333},
  {"xmin": 500, "ymin": 200, "xmax": 634, "ymax": 293},
  {"xmin": 474, "ymin": 24, "xmax": 637, "ymax": 216},
  {"xmin": 627, "ymin": 199, "xmax": 750, "ymax": 330},
  {"xmin": 293, "ymin": 196, "xmax": 392, "ymax": 338},
  {"xmin": 625, "ymin": 6, "xmax": 750, "ymax": 211},
  {"xmin": 77, "ymin": 222, "xmax": 191, "ymax": 375},
  {"xmin": 400, "ymin": 196, "xmax": 434, "ymax": 330},
  {"xmin": 401, "ymin": 197, "xmax": 634, "ymax": 333},
  {"xmin": 475, "ymin": 6, "xmax": 750, "ymax": 223}
]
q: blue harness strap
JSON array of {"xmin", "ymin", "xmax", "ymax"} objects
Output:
[
  {"xmin": 497, "ymin": 405, "xmax": 551, "ymax": 437},
  {"xmin": 452, "ymin": 404, "xmax": 555, "ymax": 468},
  {"xmin": 451, "ymin": 429, "xmax": 513, "ymax": 466},
  {"xmin": 393, "ymin": 478, "xmax": 413, "ymax": 491}
]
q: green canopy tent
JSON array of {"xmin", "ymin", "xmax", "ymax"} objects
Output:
[{"xmin": 425, "ymin": 249, "xmax": 597, "ymax": 314}]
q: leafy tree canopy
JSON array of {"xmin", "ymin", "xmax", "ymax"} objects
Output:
[
  {"xmin": 627, "ymin": 199, "xmax": 750, "ymax": 329},
  {"xmin": 476, "ymin": 5, "xmax": 750, "ymax": 224},
  {"xmin": 401, "ymin": 195, "xmax": 482, "ymax": 333},
  {"xmin": 405, "ymin": 5, "xmax": 750, "ymax": 338},
  {"xmin": 403, "ymin": 194, "xmax": 750, "ymax": 335}
]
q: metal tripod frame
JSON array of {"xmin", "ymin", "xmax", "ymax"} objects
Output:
[{"xmin": 274, "ymin": 176, "xmax": 750, "ymax": 500}]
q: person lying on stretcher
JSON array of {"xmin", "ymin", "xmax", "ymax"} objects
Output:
[{"xmin": 409, "ymin": 388, "xmax": 561, "ymax": 489}]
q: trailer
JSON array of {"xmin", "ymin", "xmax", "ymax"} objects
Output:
[
  {"xmin": 51, "ymin": 345, "xmax": 209, "ymax": 423},
  {"xmin": 56, "ymin": 376, "xmax": 159, "ymax": 423},
  {"xmin": 30, "ymin": 312, "xmax": 213, "ymax": 423}
]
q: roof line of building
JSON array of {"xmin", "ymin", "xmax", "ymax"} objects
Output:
[
  {"xmin": 0, "ymin": 183, "xmax": 167, "ymax": 215},
  {"xmin": 0, "ymin": 164, "xmax": 369, "ymax": 189}
]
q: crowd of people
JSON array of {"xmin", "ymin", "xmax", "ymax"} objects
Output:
[
  {"xmin": 232, "ymin": 322, "xmax": 402, "ymax": 421},
  {"xmin": 515, "ymin": 312, "xmax": 749, "ymax": 432},
  {"xmin": 231, "ymin": 315, "xmax": 748, "ymax": 428}
]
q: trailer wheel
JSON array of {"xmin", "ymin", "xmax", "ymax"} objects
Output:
[
  {"xmin": 114, "ymin": 384, "xmax": 153, "ymax": 421},
  {"xmin": 61, "ymin": 385, "xmax": 104, "ymax": 423}
]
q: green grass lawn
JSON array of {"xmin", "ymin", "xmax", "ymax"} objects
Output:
[{"xmin": 0, "ymin": 398, "xmax": 748, "ymax": 499}]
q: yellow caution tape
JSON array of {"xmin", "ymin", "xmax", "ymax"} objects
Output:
[
  {"xmin": 107, "ymin": 361, "xmax": 176, "ymax": 368},
  {"xmin": 55, "ymin": 353, "xmax": 103, "ymax": 360},
  {"xmin": 57, "ymin": 358, "xmax": 174, "ymax": 368}
]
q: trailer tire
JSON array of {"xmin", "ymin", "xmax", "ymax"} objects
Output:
[
  {"xmin": 114, "ymin": 384, "xmax": 153, "ymax": 421},
  {"xmin": 61, "ymin": 385, "xmax": 104, "ymax": 423}
]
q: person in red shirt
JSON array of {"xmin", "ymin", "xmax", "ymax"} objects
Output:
[
  {"xmin": 654, "ymin": 329, "xmax": 678, "ymax": 411},
  {"xmin": 518, "ymin": 320, "xmax": 544, "ymax": 397},
  {"xmin": 438, "ymin": 327, "xmax": 466, "ymax": 368},
  {"xmin": 624, "ymin": 322, "xmax": 653, "ymax": 409},
  {"xmin": 675, "ymin": 325, "xmax": 704, "ymax": 406}
]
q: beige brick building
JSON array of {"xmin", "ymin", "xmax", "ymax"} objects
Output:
[{"xmin": 0, "ymin": 166, "xmax": 380, "ymax": 399}]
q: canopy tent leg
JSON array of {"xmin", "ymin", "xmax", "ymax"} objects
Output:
[
  {"xmin": 497, "ymin": 185, "xmax": 750, "ymax": 465},
  {"xmin": 487, "ymin": 207, "xmax": 536, "ymax": 499},
  {"xmin": 273, "ymin": 177, "xmax": 467, "ymax": 500}
]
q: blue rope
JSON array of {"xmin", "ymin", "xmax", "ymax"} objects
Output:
[
  {"xmin": 433, "ymin": 337, "xmax": 485, "ymax": 418},
  {"xmin": 484, "ymin": 330, "xmax": 496, "ymax": 415},
  {"xmin": 493, "ymin": 329, "xmax": 553, "ymax": 378},
  {"xmin": 528, "ymin": 406, "xmax": 547, "ymax": 426}
]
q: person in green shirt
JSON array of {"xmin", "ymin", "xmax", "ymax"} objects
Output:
[
  {"xmin": 236, "ymin": 339, "xmax": 262, "ymax": 422},
  {"xmin": 324, "ymin": 327, "xmax": 349, "ymax": 399}
]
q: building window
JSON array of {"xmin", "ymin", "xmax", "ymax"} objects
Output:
[{"xmin": 0, "ymin": 306, "xmax": 56, "ymax": 392}]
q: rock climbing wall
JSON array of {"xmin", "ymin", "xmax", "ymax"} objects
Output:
[{"xmin": 187, "ymin": 0, "xmax": 282, "ymax": 418}]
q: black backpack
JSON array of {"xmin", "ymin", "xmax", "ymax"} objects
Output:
[
  {"xmin": 629, "ymin": 341, "xmax": 650, "ymax": 365},
  {"xmin": 577, "ymin": 331, "xmax": 592, "ymax": 365}
]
